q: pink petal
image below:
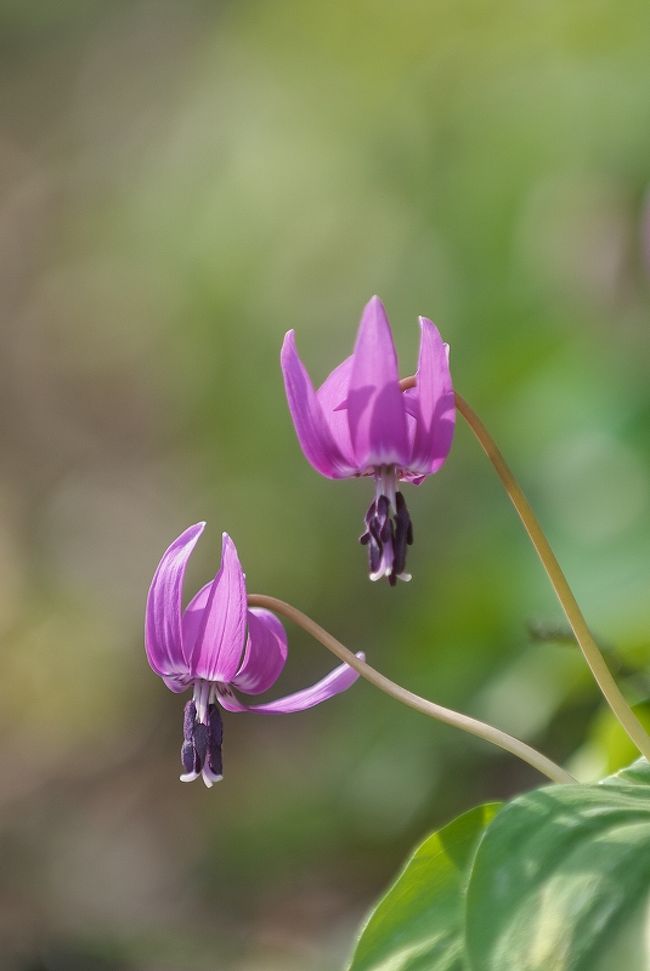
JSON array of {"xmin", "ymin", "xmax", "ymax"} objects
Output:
[
  {"xmin": 189, "ymin": 532, "xmax": 247, "ymax": 683},
  {"xmin": 230, "ymin": 608, "xmax": 289, "ymax": 695},
  {"xmin": 182, "ymin": 580, "xmax": 211, "ymax": 655},
  {"xmin": 281, "ymin": 331, "xmax": 355, "ymax": 478},
  {"xmin": 162, "ymin": 674, "xmax": 192, "ymax": 694},
  {"xmin": 214, "ymin": 687, "xmax": 249, "ymax": 712},
  {"xmin": 408, "ymin": 317, "xmax": 455, "ymax": 475},
  {"xmin": 316, "ymin": 354, "xmax": 355, "ymax": 466},
  {"xmin": 219, "ymin": 652, "xmax": 364, "ymax": 714},
  {"xmin": 347, "ymin": 296, "xmax": 409, "ymax": 469},
  {"xmin": 144, "ymin": 522, "xmax": 204, "ymax": 686},
  {"xmin": 399, "ymin": 468, "xmax": 427, "ymax": 486}
]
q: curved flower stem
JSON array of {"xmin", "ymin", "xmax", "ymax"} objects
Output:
[
  {"xmin": 405, "ymin": 374, "xmax": 650, "ymax": 761},
  {"xmin": 248, "ymin": 593, "xmax": 576, "ymax": 785}
]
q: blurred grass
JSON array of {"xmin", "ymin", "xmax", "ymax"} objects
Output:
[{"xmin": 0, "ymin": 1, "xmax": 649, "ymax": 968}]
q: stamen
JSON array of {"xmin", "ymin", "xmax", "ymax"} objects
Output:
[
  {"xmin": 192, "ymin": 681, "xmax": 211, "ymax": 724},
  {"xmin": 180, "ymin": 699, "xmax": 200, "ymax": 778},
  {"xmin": 181, "ymin": 741, "xmax": 197, "ymax": 775},
  {"xmin": 207, "ymin": 704, "xmax": 224, "ymax": 779},
  {"xmin": 392, "ymin": 492, "xmax": 413, "ymax": 581},
  {"xmin": 180, "ymin": 693, "xmax": 225, "ymax": 784},
  {"xmin": 183, "ymin": 700, "xmax": 197, "ymax": 741},
  {"xmin": 359, "ymin": 479, "xmax": 414, "ymax": 585},
  {"xmin": 372, "ymin": 466, "xmax": 397, "ymax": 503},
  {"xmin": 193, "ymin": 722, "xmax": 209, "ymax": 766},
  {"xmin": 201, "ymin": 765, "xmax": 223, "ymax": 788}
]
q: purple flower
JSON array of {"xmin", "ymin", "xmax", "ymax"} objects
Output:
[
  {"xmin": 281, "ymin": 296, "xmax": 454, "ymax": 585},
  {"xmin": 145, "ymin": 523, "xmax": 362, "ymax": 787}
]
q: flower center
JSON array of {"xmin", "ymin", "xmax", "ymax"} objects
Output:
[
  {"xmin": 180, "ymin": 682, "xmax": 224, "ymax": 787},
  {"xmin": 359, "ymin": 466, "xmax": 414, "ymax": 586}
]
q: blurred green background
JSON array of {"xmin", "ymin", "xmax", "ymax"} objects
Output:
[{"xmin": 1, "ymin": 1, "xmax": 649, "ymax": 968}]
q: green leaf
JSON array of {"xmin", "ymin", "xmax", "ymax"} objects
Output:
[
  {"xmin": 346, "ymin": 803, "xmax": 501, "ymax": 971},
  {"xmin": 601, "ymin": 754, "xmax": 650, "ymax": 788},
  {"xmin": 465, "ymin": 758, "xmax": 650, "ymax": 971}
]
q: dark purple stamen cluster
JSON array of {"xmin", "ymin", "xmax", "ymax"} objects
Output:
[
  {"xmin": 393, "ymin": 492, "xmax": 414, "ymax": 577},
  {"xmin": 181, "ymin": 700, "xmax": 223, "ymax": 777},
  {"xmin": 359, "ymin": 491, "xmax": 414, "ymax": 586}
]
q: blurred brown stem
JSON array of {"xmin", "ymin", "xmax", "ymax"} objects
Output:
[{"xmin": 247, "ymin": 593, "xmax": 575, "ymax": 785}]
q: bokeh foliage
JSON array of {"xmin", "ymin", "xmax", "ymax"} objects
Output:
[{"xmin": 0, "ymin": 1, "xmax": 649, "ymax": 968}]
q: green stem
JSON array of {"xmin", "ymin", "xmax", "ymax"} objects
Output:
[
  {"xmin": 247, "ymin": 593, "xmax": 576, "ymax": 785},
  {"xmin": 406, "ymin": 379, "xmax": 649, "ymax": 761}
]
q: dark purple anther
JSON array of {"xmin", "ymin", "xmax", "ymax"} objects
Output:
[
  {"xmin": 207, "ymin": 705, "xmax": 224, "ymax": 777},
  {"xmin": 183, "ymin": 700, "xmax": 197, "ymax": 741},
  {"xmin": 180, "ymin": 696, "xmax": 223, "ymax": 783},
  {"xmin": 181, "ymin": 740, "xmax": 197, "ymax": 774},
  {"xmin": 360, "ymin": 496, "xmax": 387, "ymax": 577},
  {"xmin": 193, "ymin": 722, "xmax": 209, "ymax": 765},
  {"xmin": 392, "ymin": 492, "xmax": 413, "ymax": 580},
  {"xmin": 359, "ymin": 490, "xmax": 413, "ymax": 586},
  {"xmin": 181, "ymin": 699, "xmax": 198, "ymax": 774}
]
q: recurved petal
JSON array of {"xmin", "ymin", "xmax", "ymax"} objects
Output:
[
  {"xmin": 281, "ymin": 331, "xmax": 354, "ymax": 478},
  {"xmin": 220, "ymin": 652, "xmax": 364, "ymax": 714},
  {"xmin": 162, "ymin": 673, "xmax": 193, "ymax": 693},
  {"xmin": 214, "ymin": 687, "xmax": 248, "ymax": 712},
  {"xmin": 347, "ymin": 296, "xmax": 409, "ymax": 469},
  {"xmin": 144, "ymin": 522, "xmax": 205, "ymax": 682},
  {"xmin": 409, "ymin": 317, "xmax": 455, "ymax": 475},
  {"xmin": 189, "ymin": 532, "xmax": 247, "ymax": 683},
  {"xmin": 230, "ymin": 608, "xmax": 289, "ymax": 695}
]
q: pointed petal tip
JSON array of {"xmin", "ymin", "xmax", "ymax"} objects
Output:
[
  {"xmin": 280, "ymin": 330, "xmax": 297, "ymax": 370},
  {"xmin": 281, "ymin": 329, "xmax": 297, "ymax": 355},
  {"xmin": 418, "ymin": 315, "xmax": 437, "ymax": 334},
  {"xmin": 183, "ymin": 520, "xmax": 207, "ymax": 540},
  {"xmin": 219, "ymin": 532, "xmax": 237, "ymax": 563},
  {"xmin": 417, "ymin": 317, "xmax": 451, "ymax": 359},
  {"xmin": 218, "ymin": 528, "xmax": 244, "ymax": 572},
  {"xmin": 361, "ymin": 294, "xmax": 389, "ymax": 322},
  {"xmin": 220, "ymin": 532, "xmax": 240, "ymax": 556}
]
